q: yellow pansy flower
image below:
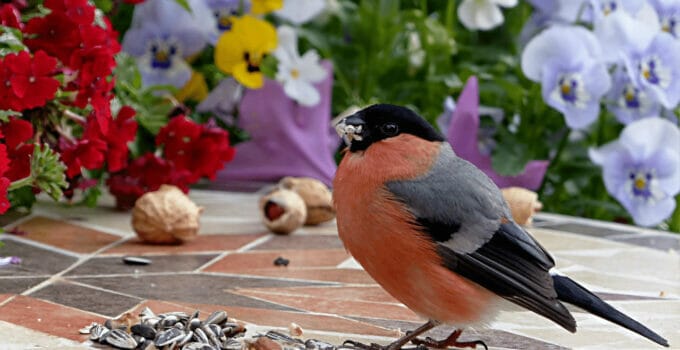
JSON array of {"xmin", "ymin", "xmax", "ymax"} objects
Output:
[
  {"xmin": 250, "ymin": 0, "xmax": 283, "ymax": 15},
  {"xmin": 176, "ymin": 71, "xmax": 209, "ymax": 102},
  {"xmin": 215, "ymin": 15, "xmax": 277, "ymax": 89}
]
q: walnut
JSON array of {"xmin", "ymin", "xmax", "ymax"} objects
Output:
[
  {"xmin": 131, "ymin": 185, "xmax": 203, "ymax": 244},
  {"xmin": 259, "ymin": 188, "xmax": 307, "ymax": 235},
  {"xmin": 279, "ymin": 176, "xmax": 335, "ymax": 225},
  {"xmin": 501, "ymin": 187, "xmax": 543, "ymax": 226}
]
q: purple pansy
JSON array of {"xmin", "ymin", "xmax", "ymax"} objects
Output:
[
  {"xmin": 122, "ymin": 0, "xmax": 215, "ymax": 89},
  {"xmin": 445, "ymin": 77, "xmax": 549, "ymax": 190},
  {"xmin": 590, "ymin": 117, "xmax": 680, "ymax": 226},
  {"xmin": 623, "ymin": 31, "xmax": 680, "ymax": 109},
  {"xmin": 196, "ymin": 78, "xmax": 243, "ymax": 124},
  {"xmin": 607, "ymin": 67, "xmax": 661, "ymax": 124},
  {"xmin": 649, "ymin": 0, "xmax": 680, "ymax": 38},
  {"xmin": 522, "ymin": 25, "xmax": 611, "ymax": 129},
  {"xmin": 205, "ymin": 0, "xmax": 251, "ymax": 44}
]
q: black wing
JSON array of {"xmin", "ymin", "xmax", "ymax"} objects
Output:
[{"xmin": 436, "ymin": 222, "xmax": 576, "ymax": 332}]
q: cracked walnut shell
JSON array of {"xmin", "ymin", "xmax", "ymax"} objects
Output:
[
  {"xmin": 278, "ymin": 176, "xmax": 335, "ymax": 225},
  {"xmin": 132, "ymin": 185, "xmax": 203, "ymax": 244}
]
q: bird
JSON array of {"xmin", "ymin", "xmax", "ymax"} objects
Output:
[{"xmin": 332, "ymin": 104, "xmax": 669, "ymax": 349}]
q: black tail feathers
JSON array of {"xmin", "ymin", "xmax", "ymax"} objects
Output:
[{"xmin": 552, "ymin": 274, "xmax": 668, "ymax": 347}]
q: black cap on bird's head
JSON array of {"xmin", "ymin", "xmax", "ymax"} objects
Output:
[{"xmin": 335, "ymin": 104, "xmax": 445, "ymax": 152}]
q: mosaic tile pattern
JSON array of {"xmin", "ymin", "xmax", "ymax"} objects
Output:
[{"xmin": 0, "ymin": 190, "xmax": 678, "ymax": 350}]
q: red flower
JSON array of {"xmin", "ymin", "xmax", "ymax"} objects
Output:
[
  {"xmin": 59, "ymin": 136, "xmax": 108, "ymax": 178},
  {"xmin": 156, "ymin": 116, "xmax": 235, "ymax": 182},
  {"xmin": 107, "ymin": 153, "xmax": 192, "ymax": 210},
  {"xmin": 0, "ymin": 4, "xmax": 23, "ymax": 29},
  {"xmin": 0, "ymin": 118, "xmax": 34, "ymax": 181},
  {"xmin": 106, "ymin": 106, "xmax": 138, "ymax": 172},
  {"xmin": 86, "ymin": 106, "xmax": 138, "ymax": 172},
  {"xmin": 0, "ymin": 176, "xmax": 9, "ymax": 214},
  {"xmin": 24, "ymin": 12, "xmax": 81, "ymax": 64},
  {"xmin": 44, "ymin": 0, "xmax": 95, "ymax": 25},
  {"xmin": 0, "ymin": 143, "xmax": 10, "ymax": 215},
  {"xmin": 0, "ymin": 51, "xmax": 59, "ymax": 111}
]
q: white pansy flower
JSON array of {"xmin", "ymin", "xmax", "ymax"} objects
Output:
[
  {"xmin": 274, "ymin": 26, "xmax": 327, "ymax": 106},
  {"xmin": 274, "ymin": 0, "xmax": 327, "ymax": 25},
  {"xmin": 457, "ymin": 0, "xmax": 518, "ymax": 31}
]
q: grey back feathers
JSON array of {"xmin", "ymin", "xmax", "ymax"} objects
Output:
[{"xmin": 387, "ymin": 143, "xmax": 510, "ymax": 254}]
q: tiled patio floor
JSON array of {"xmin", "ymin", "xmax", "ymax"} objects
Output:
[{"xmin": 0, "ymin": 189, "xmax": 678, "ymax": 349}]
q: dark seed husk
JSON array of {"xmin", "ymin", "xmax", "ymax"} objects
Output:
[
  {"xmin": 90, "ymin": 324, "xmax": 109, "ymax": 342},
  {"xmin": 222, "ymin": 338, "xmax": 243, "ymax": 350},
  {"xmin": 305, "ymin": 339, "xmax": 335, "ymax": 350},
  {"xmin": 106, "ymin": 328, "xmax": 138, "ymax": 349},
  {"xmin": 123, "ymin": 256, "xmax": 152, "ymax": 265},
  {"xmin": 189, "ymin": 317, "xmax": 202, "ymax": 330},
  {"xmin": 136, "ymin": 339, "xmax": 157, "ymax": 350},
  {"xmin": 155, "ymin": 327, "xmax": 185, "ymax": 347},
  {"xmin": 160, "ymin": 315, "xmax": 179, "ymax": 328},
  {"xmin": 178, "ymin": 330, "xmax": 194, "ymax": 346},
  {"xmin": 193, "ymin": 327, "xmax": 209, "ymax": 344},
  {"xmin": 204, "ymin": 310, "xmax": 227, "ymax": 325},
  {"xmin": 182, "ymin": 342, "xmax": 216, "ymax": 350},
  {"xmin": 132, "ymin": 324, "xmax": 157, "ymax": 340}
]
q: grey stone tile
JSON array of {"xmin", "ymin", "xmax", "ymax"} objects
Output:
[
  {"xmin": 0, "ymin": 239, "xmax": 77, "ymax": 277},
  {"xmin": 540, "ymin": 222, "xmax": 637, "ymax": 238},
  {"xmin": 0, "ymin": 277, "xmax": 47, "ymax": 294},
  {"xmin": 29, "ymin": 280, "xmax": 142, "ymax": 317},
  {"xmin": 65, "ymin": 254, "xmax": 219, "ymax": 276},
  {"xmin": 350, "ymin": 318, "xmax": 568, "ymax": 350},
  {"xmin": 70, "ymin": 273, "xmax": 327, "ymax": 311},
  {"xmin": 608, "ymin": 234, "xmax": 680, "ymax": 252},
  {"xmin": 252, "ymin": 235, "xmax": 344, "ymax": 250}
]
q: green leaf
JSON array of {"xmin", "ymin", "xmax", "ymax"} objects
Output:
[
  {"xmin": 490, "ymin": 141, "xmax": 532, "ymax": 176},
  {"xmin": 7, "ymin": 186, "xmax": 36, "ymax": 211},
  {"xmin": 0, "ymin": 110, "xmax": 21, "ymax": 122},
  {"xmin": 31, "ymin": 144, "xmax": 68, "ymax": 201},
  {"xmin": 260, "ymin": 54, "xmax": 278, "ymax": 79},
  {"xmin": 174, "ymin": 0, "xmax": 191, "ymax": 12},
  {"xmin": 93, "ymin": 0, "xmax": 113, "ymax": 12},
  {"xmin": 0, "ymin": 25, "xmax": 27, "ymax": 56}
]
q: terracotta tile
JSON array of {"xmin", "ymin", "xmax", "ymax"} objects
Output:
[
  {"xmin": 103, "ymin": 233, "xmax": 264, "ymax": 255},
  {"xmin": 131, "ymin": 300, "xmax": 400, "ymax": 337},
  {"xmin": 0, "ymin": 295, "xmax": 101, "ymax": 341},
  {"xmin": 234, "ymin": 285, "xmax": 399, "ymax": 304},
  {"xmin": 202, "ymin": 249, "xmax": 350, "ymax": 273},
  {"xmin": 232, "ymin": 289, "xmax": 421, "ymax": 322},
  {"xmin": 12, "ymin": 216, "xmax": 120, "ymax": 254},
  {"xmin": 252, "ymin": 235, "xmax": 345, "ymax": 250},
  {"xmin": 240, "ymin": 268, "xmax": 376, "ymax": 284},
  {"xmin": 0, "ymin": 293, "xmax": 13, "ymax": 304}
]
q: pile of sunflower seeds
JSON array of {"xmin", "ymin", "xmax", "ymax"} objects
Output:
[{"xmin": 80, "ymin": 307, "xmax": 247, "ymax": 350}]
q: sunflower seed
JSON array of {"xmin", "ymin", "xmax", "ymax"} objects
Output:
[
  {"xmin": 105, "ymin": 329, "xmax": 138, "ymax": 349},
  {"xmin": 204, "ymin": 310, "xmax": 227, "ymax": 325},
  {"xmin": 123, "ymin": 256, "xmax": 152, "ymax": 265},
  {"xmin": 156, "ymin": 327, "xmax": 185, "ymax": 347},
  {"xmin": 131, "ymin": 323, "xmax": 156, "ymax": 340}
]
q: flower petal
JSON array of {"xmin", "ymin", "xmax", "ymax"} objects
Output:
[
  {"xmin": 274, "ymin": 0, "xmax": 326, "ymax": 25},
  {"xmin": 458, "ymin": 0, "xmax": 504, "ymax": 31},
  {"xmin": 283, "ymin": 79, "xmax": 320, "ymax": 106}
]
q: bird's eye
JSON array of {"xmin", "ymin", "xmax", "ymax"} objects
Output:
[{"xmin": 381, "ymin": 123, "xmax": 399, "ymax": 136}]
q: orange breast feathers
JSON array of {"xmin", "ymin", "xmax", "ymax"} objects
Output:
[{"xmin": 333, "ymin": 134, "xmax": 495, "ymax": 325}]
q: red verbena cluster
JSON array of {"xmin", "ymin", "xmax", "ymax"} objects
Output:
[
  {"xmin": 0, "ymin": 0, "xmax": 236, "ymax": 212},
  {"xmin": 108, "ymin": 115, "xmax": 235, "ymax": 209}
]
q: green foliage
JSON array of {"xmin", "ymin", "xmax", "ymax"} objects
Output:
[
  {"xmin": 0, "ymin": 25, "xmax": 27, "ymax": 56},
  {"xmin": 31, "ymin": 144, "xmax": 68, "ymax": 201},
  {"xmin": 113, "ymin": 53, "xmax": 174, "ymax": 156}
]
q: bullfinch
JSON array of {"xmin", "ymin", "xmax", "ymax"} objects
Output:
[{"xmin": 332, "ymin": 104, "xmax": 669, "ymax": 349}]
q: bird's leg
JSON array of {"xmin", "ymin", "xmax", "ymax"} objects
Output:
[
  {"xmin": 343, "ymin": 320, "xmax": 438, "ymax": 350},
  {"xmin": 411, "ymin": 329, "xmax": 487, "ymax": 350}
]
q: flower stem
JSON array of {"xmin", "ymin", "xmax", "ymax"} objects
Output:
[
  {"xmin": 63, "ymin": 109, "xmax": 87, "ymax": 124},
  {"xmin": 669, "ymin": 194, "xmax": 680, "ymax": 233},
  {"xmin": 537, "ymin": 128, "xmax": 569, "ymax": 195},
  {"xmin": 8, "ymin": 176, "xmax": 33, "ymax": 191}
]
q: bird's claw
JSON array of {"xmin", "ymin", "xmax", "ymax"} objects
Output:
[
  {"xmin": 411, "ymin": 337, "xmax": 488, "ymax": 350},
  {"xmin": 342, "ymin": 340, "xmax": 385, "ymax": 350}
]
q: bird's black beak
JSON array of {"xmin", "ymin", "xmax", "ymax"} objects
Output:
[{"xmin": 335, "ymin": 114, "xmax": 366, "ymax": 146}]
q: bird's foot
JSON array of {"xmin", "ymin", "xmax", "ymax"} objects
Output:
[
  {"xmin": 410, "ymin": 330, "xmax": 488, "ymax": 350},
  {"xmin": 342, "ymin": 340, "xmax": 427, "ymax": 350}
]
